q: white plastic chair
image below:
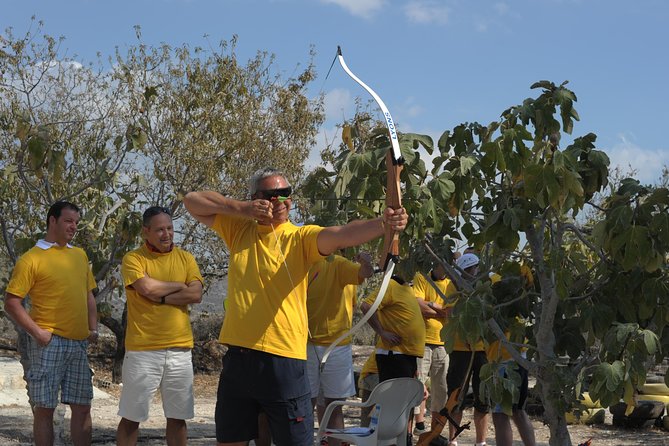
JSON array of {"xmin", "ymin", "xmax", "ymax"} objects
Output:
[{"xmin": 318, "ymin": 377, "xmax": 424, "ymax": 446}]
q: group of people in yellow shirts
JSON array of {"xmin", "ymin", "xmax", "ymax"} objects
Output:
[
  {"xmin": 4, "ymin": 166, "xmax": 409, "ymax": 446},
  {"xmin": 4, "ymin": 165, "xmax": 533, "ymax": 446},
  {"xmin": 352, "ymin": 252, "xmax": 536, "ymax": 446}
]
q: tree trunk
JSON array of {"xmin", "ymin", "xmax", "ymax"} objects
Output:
[
  {"xmin": 100, "ymin": 303, "xmax": 126, "ymax": 384},
  {"xmin": 527, "ymin": 221, "xmax": 573, "ymax": 445},
  {"xmin": 15, "ymin": 324, "xmax": 33, "ymax": 409},
  {"xmin": 537, "ymin": 368, "xmax": 573, "ymax": 446},
  {"xmin": 11, "ymin": 297, "xmax": 34, "ymax": 409}
]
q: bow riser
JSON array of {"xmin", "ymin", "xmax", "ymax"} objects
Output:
[{"xmin": 382, "ymin": 150, "xmax": 403, "ymax": 269}]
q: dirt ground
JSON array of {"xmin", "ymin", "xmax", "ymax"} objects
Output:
[{"xmin": 1, "ymin": 346, "xmax": 668, "ymax": 445}]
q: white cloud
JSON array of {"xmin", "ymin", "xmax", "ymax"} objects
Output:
[
  {"xmin": 319, "ymin": 0, "xmax": 386, "ymax": 19},
  {"xmin": 398, "ymin": 96, "xmax": 423, "ymax": 119},
  {"xmin": 606, "ymin": 134, "xmax": 669, "ymax": 184},
  {"xmin": 404, "ymin": 0, "xmax": 450, "ymax": 25},
  {"xmin": 494, "ymin": 2, "xmax": 509, "ymax": 15},
  {"xmin": 474, "ymin": 18, "xmax": 489, "ymax": 32},
  {"xmin": 306, "ymin": 124, "xmax": 342, "ymax": 170},
  {"xmin": 323, "ymin": 88, "xmax": 354, "ymax": 122}
]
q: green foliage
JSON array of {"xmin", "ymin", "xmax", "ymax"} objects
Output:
[
  {"xmin": 480, "ymin": 361, "xmax": 522, "ymax": 416},
  {"xmin": 0, "ymin": 21, "xmax": 325, "ymax": 374},
  {"xmin": 302, "ymin": 77, "xmax": 669, "ymax": 445}
]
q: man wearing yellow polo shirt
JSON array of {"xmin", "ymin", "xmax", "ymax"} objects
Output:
[
  {"xmin": 184, "ymin": 167, "xmax": 408, "ymax": 446},
  {"xmin": 446, "ymin": 253, "xmax": 488, "ymax": 446},
  {"xmin": 361, "ymin": 276, "xmax": 426, "ymax": 446},
  {"xmin": 4, "ymin": 201, "xmax": 98, "ymax": 446},
  {"xmin": 306, "ymin": 252, "xmax": 373, "ymax": 446},
  {"xmin": 361, "ymin": 277, "xmax": 426, "ymax": 381},
  {"xmin": 116, "ymin": 206, "xmax": 204, "ymax": 446},
  {"xmin": 413, "ymin": 262, "xmax": 457, "ymax": 435}
]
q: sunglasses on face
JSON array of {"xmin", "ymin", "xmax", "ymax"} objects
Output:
[
  {"xmin": 256, "ymin": 187, "xmax": 292, "ymax": 200},
  {"xmin": 143, "ymin": 206, "xmax": 172, "ymax": 218}
]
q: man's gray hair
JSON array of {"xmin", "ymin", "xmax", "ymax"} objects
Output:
[{"xmin": 248, "ymin": 167, "xmax": 291, "ymax": 195}]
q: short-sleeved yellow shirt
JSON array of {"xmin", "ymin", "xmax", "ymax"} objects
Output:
[
  {"xmin": 360, "ymin": 351, "xmax": 378, "ymax": 379},
  {"xmin": 307, "ymin": 255, "xmax": 360, "ymax": 346},
  {"xmin": 365, "ymin": 279, "xmax": 425, "ymax": 357},
  {"xmin": 122, "ymin": 244, "xmax": 204, "ymax": 351},
  {"xmin": 6, "ymin": 242, "xmax": 96, "ymax": 340},
  {"xmin": 412, "ymin": 272, "xmax": 457, "ymax": 345},
  {"xmin": 212, "ymin": 214, "xmax": 324, "ymax": 360}
]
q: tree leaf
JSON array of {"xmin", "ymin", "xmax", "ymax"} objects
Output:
[
  {"xmin": 27, "ymin": 136, "xmax": 47, "ymax": 171},
  {"xmin": 642, "ymin": 329, "xmax": 659, "ymax": 355},
  {"xmin": 342, "ymin": 124, "xmax": 354, "ymax": 151},
  {"xmin": 460, "ymin": 155, "xmax": 477, "ymax": 175}
]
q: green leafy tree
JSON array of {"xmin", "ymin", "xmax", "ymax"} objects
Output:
[
  {"xmin": 0, "ymin": 19, "xmax": 142, "ymax": 385},
  {"xmin": 303, "ymin": 81, "xmax": 668, "ymax": 445},
  {"xmin": 1, "ymin": 20, "xmax": 324, "ymax": 381},
  {"xmin": 112, "ymin": 27, "xmax": 324, "ymax": 276}
]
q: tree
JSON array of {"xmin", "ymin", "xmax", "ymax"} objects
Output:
[
  {"xmin": 302, "ymin": 81, "xmax": 668, "ymax": 445},
  {"xmin": 1, "ymin": 20, "xmax": 324, "ymax": 381},
  {"xmin": 0, "ymin": 20, "xmax": 137, "ymax": 389}
]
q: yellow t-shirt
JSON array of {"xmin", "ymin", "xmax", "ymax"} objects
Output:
[
  {"xmin": 6, "ymin": 243, "xmax": 96, "ymax": 340},
  {"xmin": 307, "ymin": 255, "xmax": 360, "ymax": 346},
  {"xmin": 122, "ymin": 244, "xmax": 204, "ymax": 351},
  {"xmin": 365, "ymin": 279, "xmax": 425, "ymax": 357},
  {"xmin": 486, "ymin": 327, "xmax": 529, "ymax": 362},
  {"xmin": 360, "ymin": 351, "xmax": 378, "ymax": 379},
  {"xmin": 412, "ymin": 272, "xmax": 457, "ymax": 345},
  {"xmin": 212, "ymin": 214, "xmax": 324, "ymax": 360}
]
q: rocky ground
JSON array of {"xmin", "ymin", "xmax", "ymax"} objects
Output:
[{"xmin": 1, "ymin": 342, "xmax": 668, "ymax": 445}]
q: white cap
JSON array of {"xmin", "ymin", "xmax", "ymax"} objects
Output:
[{"xmin": 456, "ymin": 253, "xmax": 479, "ymax": 270}]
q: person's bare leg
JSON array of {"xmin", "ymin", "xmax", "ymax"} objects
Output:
[
  {"xmin": 320, "ymin": 397, "xmax": 345, "ymax": 446},
  {"xmin": 447, "ymin": 409, "xmax": 463, "ymax": 443},
  {"xmin": 512, "ymin": 410, "xmax": 536, "ymax": 446},
  {"xmin": 116, "ymin": 417, "xmax": 140, "ymax": 446},
  {"xmin": 316, "ymin": 404, "xmax": 326, "ymax": 423},
  {"xmin": 69, "ymin": 404, "xmax": 92, "ymax": 446},
  {"xmin": 33, "ymin": 407, "xmax": 55, "ymax": 446},
  {"xmin": 166, "ymin": 418, "xmax": 187, "ymax": 446},
  {"xmin": 359, "ymin": 389, "xmax": 373, "ymax": 426},
  {"xmin": 415, "ymin": 399, "xmax": 426, "ymax": 425},
  {"xmin": 473, "ymin": 409, "xmax": 488, "ymax": 444},
  {"xmin": 492, "ymin": 412, "xmax": 513, "ymax": 446}
]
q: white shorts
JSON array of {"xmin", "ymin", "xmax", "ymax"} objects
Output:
[
  {"xmin": 118, "ymin": 348, "xmax": 194, "ymax": 422},
  {"xmin": 306, "ymin": 343, "xmax": 355, "ymax": 399}
]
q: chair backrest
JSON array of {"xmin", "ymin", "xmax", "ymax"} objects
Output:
[{"xmin": 367, "ymin": 377, "xmax": 424, "ymax": 442}]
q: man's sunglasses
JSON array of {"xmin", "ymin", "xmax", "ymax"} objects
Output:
[
  {"xmin": 256, "ymin": 187, "xmax": 292, "ymax": 201},
  {"xmin": 143, "ymin": 206, "xmax": 172, "ymax": 218}
]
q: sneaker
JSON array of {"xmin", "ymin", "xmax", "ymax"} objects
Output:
[{"xmin": 413, "ymin": 422, "xmax": 427, "ymax": 435}]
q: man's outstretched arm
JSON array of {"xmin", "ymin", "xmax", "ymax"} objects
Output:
[{"xmin": 317, "ymin": 207, "xmax": 408, "ymax": 256}]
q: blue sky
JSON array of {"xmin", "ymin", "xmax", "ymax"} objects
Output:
[{"xmin": 4, "ymin": 0, "xmax": 669, "ymax": 183}]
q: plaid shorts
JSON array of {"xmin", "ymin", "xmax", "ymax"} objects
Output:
[{"xmin": 27, "ymin": 334, "xmax": 93, "ymax": 408}]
